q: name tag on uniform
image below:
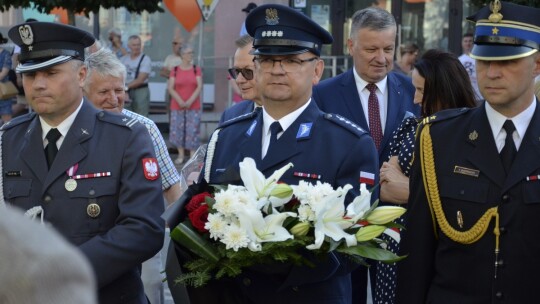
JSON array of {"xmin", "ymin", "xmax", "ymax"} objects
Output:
[
  {"xmin": 454, "ymin": 166, "xmax": 480, "ymax": 178},
  {"xmin": 5, "ymin": 170, "xmax": 22, "ymax": 177}
]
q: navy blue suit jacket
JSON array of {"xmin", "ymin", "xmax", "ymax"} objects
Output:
[
  {"xmin": 219, "ymin": 100, "xmax": 255, "ymax": 125},
  {"xmin": 1, "ymin": 100, "xmax": 165, "ymax": 304},
  {"xmin": 205, "ymin": 101, "xmax": 379, "ymax": 304},
  {"xmin": 313, "ymin": 70, "xmax": 419, "ymax": 166}
]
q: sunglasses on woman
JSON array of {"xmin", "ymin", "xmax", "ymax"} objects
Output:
[{"xmin": 227, "ymin": 67, "xmax": 254, "ymax": 80}]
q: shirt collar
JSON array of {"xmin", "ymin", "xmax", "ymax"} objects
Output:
[
  {"xmin": 352, "ymin": 67, "xmax": 388, "ymax": 94},
  {"xmin": 40, "ymin": 99, "xmax": 84, "ymax": 141},
  {"xmin": 262, "ymin": 99, "xmax": 312, "ymax": 136},
  {"xmin": 485, "ymin": 97, "xmax": 536, "ymax": 139}
]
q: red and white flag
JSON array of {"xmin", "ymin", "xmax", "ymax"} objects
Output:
[{"xmin": 359, "ymin": 171, "xmax": 375, "ymax": 186}]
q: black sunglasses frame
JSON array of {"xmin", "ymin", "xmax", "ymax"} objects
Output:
[{"xmin": 228, "ymin": 67, "xmax": 254, "ymax": 80}]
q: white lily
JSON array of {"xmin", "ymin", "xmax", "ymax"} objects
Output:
[
  {"xmin": 236, "ymin": 205, "xmax": 295, "ymax": 251},
  {"xmin": 346, "ymin": 183, "xmax": 372, "ymax": 223},
  {"xmin": 239, "ymin": 157, "xmax": 294, "ymax": 210},
  {"xmin": 306, "ymin": 184, "xmax": 357, "ymax": 250},
  {"xmin": 366, "ymin": 206, "xmax": 406, "ymax": 225}
]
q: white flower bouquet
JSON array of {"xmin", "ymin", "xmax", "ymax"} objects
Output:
[{"xmin": 165, "ymin": 157, "xmax": 406, "ymax": 287}]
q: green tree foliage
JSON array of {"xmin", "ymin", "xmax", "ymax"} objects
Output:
[{"xmin": 0, "ymin": 0, "xmax": 163, "ymax": 15}]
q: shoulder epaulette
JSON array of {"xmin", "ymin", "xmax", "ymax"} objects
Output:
[
  {"xmin": 220, "ymin": 111, "xmax": 258, "ymax": 129},
  {"xmin": 324, "ymin": 113, "xmax": 368, "ymax": 137},
  {"xmin": 420, "ymin": 107, "xmax": 470, "ymax": 126},
  {"xmin": 0, "ymin": 112, "xmax": 35, "ymax": 131},
  {"xmin": 97, "ymin": 110, "xmax": 140, "ymax": 129}
]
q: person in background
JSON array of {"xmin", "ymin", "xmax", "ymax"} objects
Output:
[
  {"xmin": 6, "ymin": 21, "xmax": 164, "ymax": 303},
  {"xmin": 393, "ymin": 43, "xmax": 419, "ymax": 76},
  {"xmin": 312, "ymin": 7, "xmax": 419, "ymax": 304},
  {"xmin": 160, "ymin": 37, "xmax": 182, "ymax": 80},
  {"xmin": 197, "ymin": 4, "xmax": 378, "ymax": 303},
  {"xmin": 220, "ymin": 34, "xmax": 261, "ymax": 125},
  {"xmin": 535, "ymin": 75, "xmax": 540, "ymax": 99},
  {"xmin": 121, "ymin": 35, "xmax": 152, "ymax": 117},
  {"xmin": 84, "ymin": 47, "xmax": 182, "ymax": 304},
  {"xmin": 239, "ymin": 2, "xmax": 257, "ymax": 36},
  {"xmin": 459, "ymin": 32, "xmax": 483, "ymax": 103},
  {"xmin": 108, "ymin": 28, "xmax": 129, "ymax": 58},
  {"xmin": 396, "ymin": 1, "xmax": 540, "ymax": 302},
  {"xmin": 0, "ymin": 33, "xmax": 15, "ymax": 123},
  {"xmin": 168, "ymin": 44, "xmax": 202, "ymax": 165},
  {"xmin": 376, "ymin": 49, "xmax": 477, "ymax": 304},
  {"xmin": 0, "ymin": 206, "xmax": 97, "ymax": 304}
]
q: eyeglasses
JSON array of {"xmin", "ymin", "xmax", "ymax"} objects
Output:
[
  {"xmin": 228, "ymin": 67, "xmax": 254, "ymax": 80},
  {"xmin": 254, "ymin": 57, "xmax": 319, "ymax": 73},
  {"xmin": 172, "ymin": 42, "xmax": 180, "ymax": 45}
]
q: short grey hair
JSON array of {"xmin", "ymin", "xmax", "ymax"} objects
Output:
[
  {"xmin": 84, "ymin": 47, "xmax": 126, "ymax": 89},
  {"xmin": 235, "ymin": 34, "xmax": 254, "ymax": 48},
  {"xmin": 350, "ymin": 7, "xmax": 396, "ymax": 39}
]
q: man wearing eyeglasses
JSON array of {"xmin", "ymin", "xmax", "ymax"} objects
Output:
[
  {"xmin": 220, "ymin": 35, "xmax": 262, "ymax": 125},
  {"xmin": 200, "ymin": 4, "xmax": 379, "ymax": 303}
]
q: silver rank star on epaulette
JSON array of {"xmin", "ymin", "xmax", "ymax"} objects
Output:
[{"xmin": 334, "ymin": 114, "xmax": 366, "ymax": 133}]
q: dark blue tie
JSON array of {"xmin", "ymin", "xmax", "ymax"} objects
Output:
[
  {"xmin": 45, "ymin": 128, "xmax": 61, "ymax": 169},
  {"xmin": 500, "ymin": 120, "xmax": 516, "ymax": 174},
  {"xmin": 266, "ymin": 121, "xmax": 282, "ymax": 158}
]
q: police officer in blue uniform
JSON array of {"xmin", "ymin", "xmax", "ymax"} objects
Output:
[
  {"xmin": 396, "ymin": 1, "xmax": 540, "ymax": 303},
  {"xmin": 201, "ymin": 4, "xmax": 379, "ymax": 304},
  {"xmin": 5, "ymin": 22, "xmax": 165, "ymax": 303}
]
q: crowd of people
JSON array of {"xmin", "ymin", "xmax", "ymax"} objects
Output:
[{"xmin": 1, "ymin": 0, "xmax": 540, "ymax": 303}]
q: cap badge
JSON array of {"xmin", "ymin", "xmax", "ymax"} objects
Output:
[
  {"xmin": 489, "ymin": 0, "xmax": 503, "ymax": 23},
  {"xmin": 18, "ymin": 24, "xmax": 34, "ymax": 46},
  {"xmin": 265, "ymin": 8, "xmax": 279, "ymax": 26}
]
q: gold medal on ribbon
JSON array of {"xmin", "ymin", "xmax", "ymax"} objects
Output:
[{"xmin": 65, "ymin": 178, "xmax": 77, "ymax": 192}]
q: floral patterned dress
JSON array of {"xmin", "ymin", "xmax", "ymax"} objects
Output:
[{"xmin": 374, "ymin": 116, "xmax": 418, "ymax": 304}]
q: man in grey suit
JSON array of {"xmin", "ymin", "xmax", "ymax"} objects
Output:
[
  {"xmin": 312, "ymin": 7, "xmax": 419, "ymax": 304},
  {"xmin": 5, "ymin": 21, "xmax": 164, "ymax": 303}
]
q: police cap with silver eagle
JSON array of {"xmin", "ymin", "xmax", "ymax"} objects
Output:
[
  {"xmin": 8, "ymin": 22, "xmax": 95, "ymax": 73},
  {"xmin": 467, "ymin": 0, "xmax": 540, "ymax": 61},
  {"xmin": 246, "ymin": 4, "xmax": 333, "ymax": 56}
]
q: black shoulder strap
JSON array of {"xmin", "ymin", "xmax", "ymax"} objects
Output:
[
  {"xmin": 193, "ymin": 64, "xmax": 197, "ymax": 75},
  {"xmin": 134, "ymin": 54, "xmax": 146, "ymax": 79}
]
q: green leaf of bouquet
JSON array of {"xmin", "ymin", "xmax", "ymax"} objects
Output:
[
  {"xmin": 337, "ymin": 245, "xmax": 406, "ymax": 263},
  {"xmin": 170, "ymin": 222, "xmax": 220, "ymax": 263}
]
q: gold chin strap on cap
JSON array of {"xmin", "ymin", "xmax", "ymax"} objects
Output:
[{"xmin": 419, "ymin": 123, "xmax": 501, "ymax": 278}]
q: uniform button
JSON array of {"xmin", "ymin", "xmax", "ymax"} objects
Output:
[
  {"xmin": 501, "ymin": 194, "xmax": 510, "ymax": 203},
  {"xmin": 242, "ymin": 278, "xmax": 251, "ymax": 286},
  {"xmin": 98, "ymin": 112, "xmax": 104, "ymax": 118},
  {"xmin": 292, "ymin": 286, "xmax": 299, "ymax": 292},
  {"xmin": 43, "ymin": 195, "xmax": 52, "ymax": 202},
  {"xmin": 459, "ymin": 190, "xmax": 465, "ymax": 195},
  {"xmin": 497, "ymin": 259, "xmax": 504, "ymax": 267},
  {"xmin": 495, "ymin": 291, "xmax": 503, "ymax": 299},
  {"xmin": 89, "ymin": 189, "xmax": 96, "ymax": 196},
  {"xmin": 499, "ymin": 226, "xmax": 507, "ymax": 234}
]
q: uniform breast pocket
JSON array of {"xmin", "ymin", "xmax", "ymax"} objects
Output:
[
  {"xmin": 523, "ymin": 182, "xmax": 540, "ymax": 204},
  {"xmin": 68, "ymin": 178, "xmax": 118, "ymax": 199},
  {"xmin": 4, "ymin": 179, "xmax": 32, "ymax": 200},
  {"xmin": 439, "ymin": 174, "xmax": 489, "ymax": 203}
]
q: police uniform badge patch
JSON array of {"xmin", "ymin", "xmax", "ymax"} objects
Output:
[{"xmin": 143, "ymin": 158, "xmax": 159, "ymax": 180}]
